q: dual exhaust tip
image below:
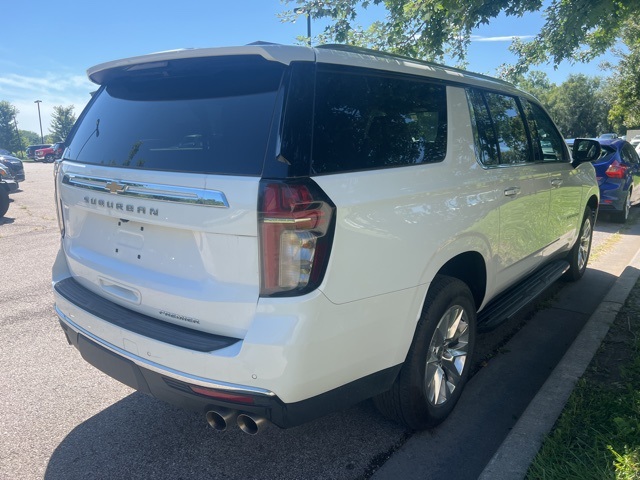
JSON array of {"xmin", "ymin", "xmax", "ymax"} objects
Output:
[{"xmin": 206, "ymin": 409, "xmax": 269, "ymax": 435}]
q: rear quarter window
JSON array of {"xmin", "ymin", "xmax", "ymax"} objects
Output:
[
  {"xmin": 66, "ymin": 56, "xmax": 285, "ymax": 175},
  {"xmin": 311, "ymin": 66, "xmax": 448, "ymax": 174}
]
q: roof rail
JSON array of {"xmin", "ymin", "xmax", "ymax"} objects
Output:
[{"xmin": 316, "ymin": 43, "xmax": 514, "ymax": 87}]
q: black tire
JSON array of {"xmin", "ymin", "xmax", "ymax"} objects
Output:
[
  {"xmin": 45, "ymin": 154, "xmax": 55, "ymax": 163},
  {"xmin": 564, "ymin": 206, "xmax": 593, "ymax": 282},
  {"xmin": 374, "ymin": 275, "xmax": 476, "ymax": 430},
  {"xmin": 0, "ymin": 188, "xmax": 9, "ymax": 218},
  {"xmin": 613, "ymin": 190, "xmax": 631, "ymax": 223}
]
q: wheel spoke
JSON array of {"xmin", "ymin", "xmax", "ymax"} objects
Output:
[
  {"xmin": 426, "ymin": 363, "xmax": 447, "ymax": 405},
  {"xmin": 442, "ymin": 348, "xmax": 466, "ymax": 381},
  {"xmin": 431, "ymin": 323, "xmax": 447, "ymax": 349}
]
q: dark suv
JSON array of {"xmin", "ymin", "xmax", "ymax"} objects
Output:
[
  {"xmin": 27, "ymin": 144, "xmax": 51, "ymax": 160},
  {"xmin": 0, "ymin": 162, "xmax": 17, "ymax": 218},
  {"xmin": 0, "ymin": 155, "xmax": 25, "ymax": 183}
]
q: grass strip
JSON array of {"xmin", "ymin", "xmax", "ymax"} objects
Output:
[{"xmin": 526, "ymin": 278, "xmax": 640, "ymax": 479}]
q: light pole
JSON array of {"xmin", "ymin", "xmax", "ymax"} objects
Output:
[
  {"xmin": 34, "ymin": 100, "xmax": 44, "ymax": 143},
  {"xmin": 294, "ymin": 7, "xmax": 312, "ymax": 46}
]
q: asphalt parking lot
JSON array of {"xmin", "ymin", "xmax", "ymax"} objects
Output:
[{"xmin": 2, "ymin": 162, "xmax": 640, "ymax": 480}]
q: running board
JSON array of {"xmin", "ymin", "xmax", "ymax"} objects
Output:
[{"xmin": 477, "ymin": 260, "xmax": 570, "ymax": 332}]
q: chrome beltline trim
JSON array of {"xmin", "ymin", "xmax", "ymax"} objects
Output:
[
  {"xmin": 62, "ymin": 174, "xmax": 229, "ymax": 208},
  {"xmin": 55, "ymin": 305, "xmax": 275, "ymax": 398}
]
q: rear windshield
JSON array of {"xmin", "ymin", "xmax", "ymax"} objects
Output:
[
  {"xmin": 66, "ymin": 56, "xmax": 285, "ymax": 175},
  {"xmin": 598, "ymin": 145, "xmax": 616, "ymax": 163}
]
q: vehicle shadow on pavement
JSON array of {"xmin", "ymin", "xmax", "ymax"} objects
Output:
[{"xmin": 44, "ymin": 392, "xmax": 407, "ymax": 480}]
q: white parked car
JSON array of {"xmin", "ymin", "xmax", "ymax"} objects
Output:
[{"xmin": 52, "ymin": 44, "xmax": 600, "ymax": 434}]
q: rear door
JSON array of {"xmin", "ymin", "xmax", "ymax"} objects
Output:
[{"xmin": 466, "ymin": 89, "xmax": 552, "ymax": 287}]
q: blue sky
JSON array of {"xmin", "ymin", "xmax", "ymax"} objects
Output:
[{"xmin": 3, "ymin": 0, "xmax": 611, "ymax": 135}]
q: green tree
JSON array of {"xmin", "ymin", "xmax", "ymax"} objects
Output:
[
  {"xmin": 545, "ymin": 74, "xmax": 611, "ymax": 138},
  {"xmin": 0, "ymin": 100, "xmax": 22, "ymax": 154},
  {"xmin": 282, "ymin": 0, "xmax": 640, "ymax": 70},
  {"xmin": 49, "ymin": 105, "xmax": 77, "ymax": 142},
  {"xmin": 511, "ymin": 70, "xmax": 555, "ymax": 105},
  {"xmin": 606, "ymin": 22, "xmax": 640, "ymax": 129},
  {"xmin": 20, "ymin": 130, "xmax": 41, "ymax": 148}
]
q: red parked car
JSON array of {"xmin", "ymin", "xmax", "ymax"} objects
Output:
[{"xmin": 35, "ymin": 142, "xmax": 65, "ymax": 162}]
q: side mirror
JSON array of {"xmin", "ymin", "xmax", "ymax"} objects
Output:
[{"xmin": 572, "ymin": 138, "xmax": 602, "ymax": 165}]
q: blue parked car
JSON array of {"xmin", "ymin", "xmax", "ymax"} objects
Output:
[{"xmin": 592, "ymin": 139, "xmax": 640, "ymax": 222}]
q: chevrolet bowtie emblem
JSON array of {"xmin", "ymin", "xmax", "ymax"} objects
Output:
[{"xmin": 105, "ymin": 181, "xmax": 126, "ymax": 194}]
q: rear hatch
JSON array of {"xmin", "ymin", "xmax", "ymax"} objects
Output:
[{"xmin": 57, "ymin": 53, "xmax": 287, "ymax": 339}]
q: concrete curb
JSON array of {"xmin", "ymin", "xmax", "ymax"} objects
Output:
[{"xmin": 479, "ymin": 249, "xmax": 640, "ymax": 480}]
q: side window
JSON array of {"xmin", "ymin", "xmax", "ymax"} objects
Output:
[
  {"xmin": 467, "ymin": 89, "xmax": 500, "ymax": 165},
  {"xmin": 312, "ymin": 66, "xmax": 448, "ymax": 174},
  {"xmin": 466, "ymin": 88, "xmax": 532, "ymax": 166},
  {"xmin": 621, "ymin": 143, "xmax": 639, "ymax": 164},
  {"xmin": 483, "ymin": 93, "xmax": 531, "ymax": 165},
  {"xmin": 523, "ymin": 100, "xmax": 568, "ymax": 163}
]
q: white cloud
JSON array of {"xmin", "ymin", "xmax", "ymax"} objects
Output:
[
  {"xmin": 0, "ymin": 72, "xmax": 94, "ymax": 134},
  {"xmin": 471, "ymin": 35, "xmax": 535, "ymax": 42}
]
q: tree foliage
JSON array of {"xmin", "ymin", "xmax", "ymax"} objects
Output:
[
  {"xmin": 282, "ymin": 1, "xmax": 640, "ymax": 135},
  {"xmin": 20, "ymin": 130, "xmax": 40, "ymax": 147},
  {"xmin": 505, "ymin": 0, "xmax": 639, "ymax": 78},
  {"xmin": 510, "ymin": 70, "xmax": 554, "ymax": 104},
  {"xmin": 511, "ymin": 72, "xmax": 612, "ymax": 137},
  {"xmin": 49, "ymin": 105, "xmax": 77, "ymax": 142},
  {"xmin": 606, "ymin": 22, "xmax": 640, "ymax": 128},
  {"xmin": 547, "ymin": 75, "xmax": 612, "ymax": 138},
  {"xmin": 282, "ymin": 0, "xmax": 639, "ymax": 70},
  {"xmin": 0, "ymin": 101, "xmax": 22, "ymax": 154}
]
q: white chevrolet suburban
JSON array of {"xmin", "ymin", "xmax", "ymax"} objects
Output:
[{"xmin": 53, "ymin": 44, "xmax": 600, "ymax": 434}]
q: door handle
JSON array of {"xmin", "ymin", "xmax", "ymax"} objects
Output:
[{"xmin": 504, "ymin": 187, "xmax": 521, "ymax": 197}]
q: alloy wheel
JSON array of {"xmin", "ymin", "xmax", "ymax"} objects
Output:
[
  {"xmin": 425, "ymin": 305, "xmax": 470, "ymax": 406},
  {"xmin": 577, "ymin": 216, "xmax": 592, "ymax": 271}
]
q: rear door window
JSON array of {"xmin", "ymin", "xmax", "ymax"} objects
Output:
[
  {"xmin": 467, "ymin": 89, "xmax": 500, "ymax": 166},
  {"xmin": 467, "ymin": 89, "xmax": 533, "ymax": 166},
  {"xmin": 312, "ymin": 66, "xmax": 448, "ymax": 174},
  {"xmin": 484, "ymin": 93, "xmax": 531, "ymax": 165},
  {"xmin": 65, "ymin": 56, "xmax": 285, "ymax": 175}
]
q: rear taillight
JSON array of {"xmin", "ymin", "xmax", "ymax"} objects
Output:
[
  {"xmin": 605, "ymin": 160, "xmax": 628, "ymax": 179},
  {"xmin": 259, "ymin": 179, "xmax": 335, "ymax": 296}
]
